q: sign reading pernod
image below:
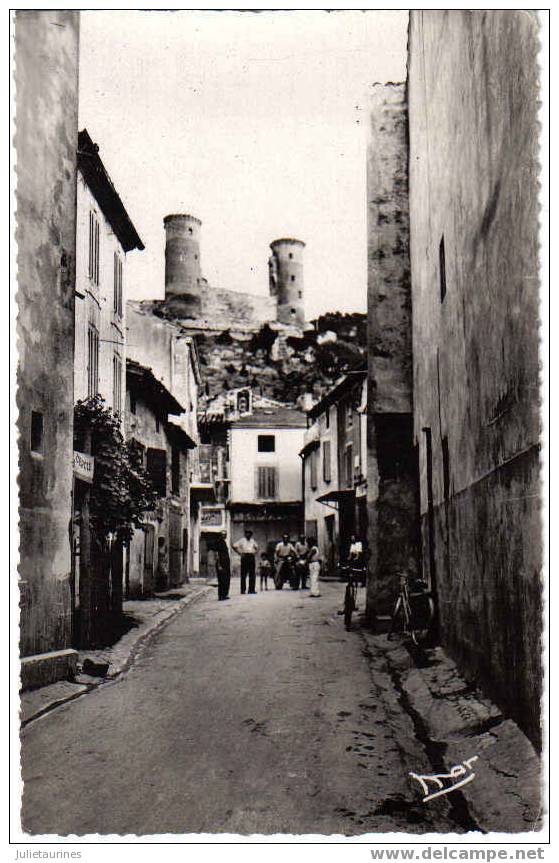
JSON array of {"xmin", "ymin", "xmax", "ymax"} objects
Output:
[{"xmin": 73, "ymin": 450, "xmax": 94, "ymax": 483}]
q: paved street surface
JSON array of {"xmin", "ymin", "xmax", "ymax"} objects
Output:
[{"xmin": 22, "ymin": 582, "xmax": 476, "ymax": 837}]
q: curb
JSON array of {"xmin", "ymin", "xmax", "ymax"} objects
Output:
[
  {"xmin": 359, "ymin": 629, "xmax": 542, "ymax": 834},
  {"xmin": 21, "ymin": 586, "xmax": 213, "ymax": 728},
  {"xmin": 102, "ymin": 586, "xmax": 213, "ymax": 680}
]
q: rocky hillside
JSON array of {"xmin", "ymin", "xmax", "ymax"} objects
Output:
[{"xmin": 195, "ymin": 312, "xmax": 366, "ymax": 407}]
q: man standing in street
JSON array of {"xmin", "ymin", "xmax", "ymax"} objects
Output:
[
  {"xmin": 275, "ymin": 533, "xmax": 297, "ymax": 589},
  {"xmin": 215, "ymin": 531, "xmax": 231, "ymax": 601},
  {"xmin": 294, "ymin": 534, "xmax": 309, "ymax": 590},
  {"xmin": 233, "ymin": 528, "xmax": 258, "ymax": 594}
]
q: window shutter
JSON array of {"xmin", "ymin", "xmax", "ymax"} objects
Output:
[
  {"xmin": 323, "ymin": 440, "xmax": 331, "ymax": 482},
  {"xmin": 310, "ymin": 449, "xmax": 318, "ymax": 489},
  {"xmin": 95, "ymin": 221, "xmax": 100, "ymax": 285},
  {"xmin": 257, "ymin": 466, "xmax": 277, "ymax": 499}
]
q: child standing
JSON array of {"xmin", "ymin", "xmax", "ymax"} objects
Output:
[{"xmin": 259, "ymin": 552, "xmax": 272, "ymax": 591}]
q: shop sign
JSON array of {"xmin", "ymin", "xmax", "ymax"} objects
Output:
[
  {"xmin": 200, "ymin": 507, "xmax": 224, "ymax": 527},
  {"xmin": 73, "ymin": 450, "xmax": 94, "ymax": 483}
]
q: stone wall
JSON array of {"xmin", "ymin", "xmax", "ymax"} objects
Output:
[
  {"xmin": 201, "ymin": 287, "xmax": 277, "ymax": 330},
  {"xmin": 408, "ymin": 10, "xmax": 541, "ymax": 748},
  {"xmin": 15, "ymin": 11, "xmax": 80, "ymax": 657},
  {"xmin": 366, "ymin": 82, "xmax": 419, "ymax": 618}
]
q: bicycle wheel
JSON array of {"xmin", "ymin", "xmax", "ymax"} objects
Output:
[
  {"xmin": 387, "ymin": 595, "xmax": 403, "ymax": 640},
  {"xmin": 409, "ymin": 595, "xmax": 435, "ymax": 646},
  {"xmin": 401, "ymin": 595, "xmax": 415, "ymax": 641}
]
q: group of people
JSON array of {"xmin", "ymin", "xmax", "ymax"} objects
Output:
[{"xmin": 211, "ymin": 529, "xmax": 322, "ymax": 602}]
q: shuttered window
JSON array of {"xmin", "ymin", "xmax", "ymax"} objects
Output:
[
  {"xmin": 88, "ymin": 211, "xmax": 100, "ymax": 286},
  {"xmin": 310, "ymin": 449, "xmax": 318, "ymax": 490},
  {"xmin": 87, "ymin": 323, "xmax": 99, "ymax": 397},
  {"xmin": 257, "ymin": 466, "xmax": 277, "ymax": 499},
  {"xmin": 147, "ymin": 448, "xmax": 167, "ymax": 497},
  {"xmin": 113, "ymin": 252, "xmax": 123, "ymax": 316},
  {"xmin": 322, "ymin": 440, "xmax": 331, "ymax": 482},
  {"xmin": 113, "ymin": 352, "xmax": 122, "ymax": 415}
]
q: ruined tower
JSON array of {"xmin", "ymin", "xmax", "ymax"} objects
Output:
[
  {"xmin": 164, "ymin": 214, "xmax": 202, "ymax": 316},
  {"xmin": 268, "ymin": 238, "xmax": 305, "ymax": 327}
]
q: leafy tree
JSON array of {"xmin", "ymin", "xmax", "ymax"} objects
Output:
[{"xmin": 74, "ymin": 396, "xmax": 158, "ymax": 544}]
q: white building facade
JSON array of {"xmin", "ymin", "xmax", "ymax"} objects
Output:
[
  {"xmin": 302, "ymin": 371, "xmax": 367, "ymax": 576},
  {"xmin": 228, "ymin": 405, "xmax": 306, "ymax": 573},
  {"xmin": 126, "ymin": 302, "xmax": 203, "ymax": 578},
  {"xmin": 74, "ymin": 129, "xmax": 144, "ymax": 415}
]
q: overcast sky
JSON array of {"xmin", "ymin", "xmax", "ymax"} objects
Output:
[{"xmin": 79, "ymin": 10, "xmax": 408, "ymax": 319}]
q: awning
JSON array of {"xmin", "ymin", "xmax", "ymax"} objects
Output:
[
  {"xmin": 299, "ymin": 438, "xmax": 320, "ymax": 458},
  {"xmin": 166, "ymin": 421, "xmax": 197, "ymax": 451},
  {"xmin": 190, "ymin": 482, "xmax": 216, "ymax": 503},
  {"xmin": 316, "ymin": 488, "xmax": 355, "ymax": 509}
]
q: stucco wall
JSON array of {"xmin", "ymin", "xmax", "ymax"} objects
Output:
[
  {"xmin": 303, "ymin": 407, "xmax": 340, "ymax": 573},
  {"xmin": 124, "ymin": 391, "xmax": 190, "ymax": 595},
  {"xmin": 408, "ymin": 10, "xmax": 541, "ymax": 747},
  {"xmin": 15, "ymin": 10, "xmax": 80, "ymax": 656},
  {"xmin": 75, "ymin": 174, "xmax": 126, "ymax": 415},
  {"xmin": 367, "ymin": 83, "xmax": 412, "ymax": 415},
  {"xmin": 127, "ymin": 304, "xmax": 199, "ymax": 443},
  {"xmin": 230, "ymin": 426, "xmax": 305, "ymax": 504},
  {"xmin": 366, "ymin": 82, "xmax": 418, "ymax": 618}
]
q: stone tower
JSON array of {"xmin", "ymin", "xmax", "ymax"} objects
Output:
[
  {"xmin": 164, "ymin": 214, "xmax": 202, "ymax": 316},
  {"xmin": 269, "ymin": 238, "xmax": 305, "ymax": 327}
]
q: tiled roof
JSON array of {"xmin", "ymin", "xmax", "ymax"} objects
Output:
[
  {"xmin": 78, "ymin": 130, "xmax": 144, "ymax": 252},
  {"xmin": 231, "ymin": 405, "xmax": 306, "ymax": 429}
]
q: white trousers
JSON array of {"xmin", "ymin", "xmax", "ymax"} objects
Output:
[{"xmin": 309, "ymin": 561, "xmax": 321, "ymax": 596}]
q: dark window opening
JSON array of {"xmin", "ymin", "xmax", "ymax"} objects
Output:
[
  {"xmin": 439, "ymin": 236, "xmax": 447, "ymax": 302},
  {"xmin": 325, "ymin": 407, "xmax": 330, "ymax": 429},
  {"xmin": 146, "ymin": 448, "xmax": 167, "ymax": 497},
  {"xmin": 343, "ymin": 444, "xmax": 353, "ymax": 487},
  {"xmin": 258, "ymin": 434, "xmax": 275, "ymax": 452},
  {"xmin": 155, "ymin": 415, "xmax": 160, "ymax": 433},
  {"xmin": 171, "ymin": 446, "xmax": 181, "ymax": 495},
  {"xmin": 31, "ymin": 411, "xmax": 44, "ymax": 454},
  {"xmin": 288, "ymin": 252, "xmax": 293, "ymax": 259},
  {"xmin": 298, "ymin": 290, "xmax": 302, "ymax": 298},
  {"xmin": 290, "ymin": 275, "xmax": 295, "ymax": 282},
  {"xmin": 129, "ymin": 391, "xmax": 137, "ymax": 414},
  {"xmin": 291, "ymin": 308, "xmax": 296, "ymax": 315}
]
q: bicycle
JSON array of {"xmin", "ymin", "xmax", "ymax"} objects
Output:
[
  {"xmin": 387, "ymin": 575, "xmax": 434, "ymax": 646},
  {"xmin": 342, "ymin": 564, "xmax": 366, "ymax": 631}
]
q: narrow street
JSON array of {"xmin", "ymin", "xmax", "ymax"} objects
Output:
[{"xmin": 22, "ymin": 583, "xmax": 468, "ymax": 837}]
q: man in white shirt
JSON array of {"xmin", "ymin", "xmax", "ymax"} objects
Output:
[
  {"xmin": 233, "ymin": 529, "xmax": 259, "ymax": 594},
  {"xmin": 275, "ymin": 533, "xmax": 296, "ymax": 589},
  {"xmin": 348, "ymin": 535, "xmax": 363, "ymax": 562}
]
